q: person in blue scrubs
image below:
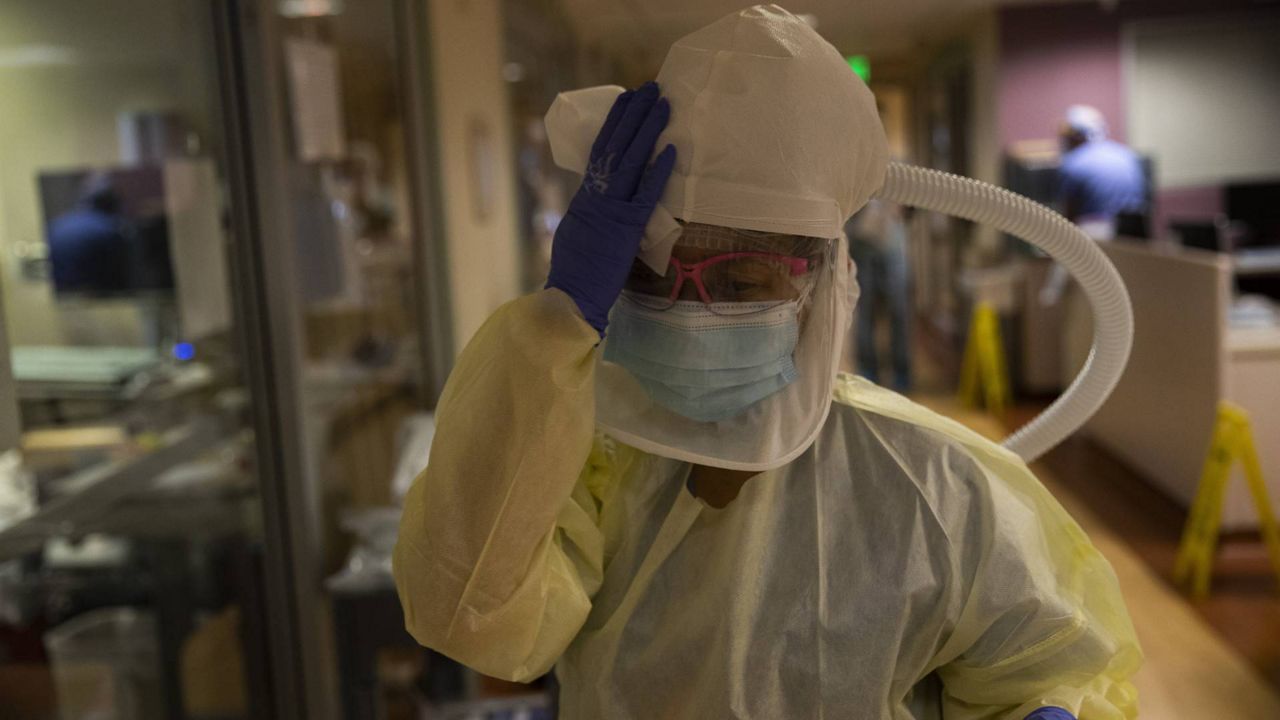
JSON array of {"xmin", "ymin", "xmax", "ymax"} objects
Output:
[
  {"xmin": 1057, "ymin": 105, "xmax": 1146, "ymax": 225},
  {"xmin": 1041, "ymin": 106, "xmax": 1149, "ymax": 310},
  {"xmin": 48, "ymin": 175, "xmax": 132, "ymax": 294}
]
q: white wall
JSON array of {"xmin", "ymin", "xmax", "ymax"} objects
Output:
[
  {"xmin": 967, "ymin": 11, "xmax": 1000, "ymax": 189},
  {"xmin": 1126, "ymin": 13, "xmax": 1280, "ymax": 188},
  {"xmin": 426, "ymin": 0, "xmax": 522, "ymax": 353},
  {"xmin": 967, "ymin": 10, "xmax": 1002, "ymax": 258}
]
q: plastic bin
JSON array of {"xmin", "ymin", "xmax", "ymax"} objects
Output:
[{"xmin": 44, "ymin": 607, "xmax": 163, "ymax": 720}]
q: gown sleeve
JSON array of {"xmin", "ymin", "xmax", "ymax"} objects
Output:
[
  {"xmin": 936, "ymin": 447, "xmax": 1142, "ymax": 720},
  {"xmin": 393, "ymin": 289, "xmax": 612, "ymax": 682}
]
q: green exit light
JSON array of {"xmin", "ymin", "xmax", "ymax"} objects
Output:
[{"xmin": 846, "ymin": 55, "xmax": 870, "ymax": 83}]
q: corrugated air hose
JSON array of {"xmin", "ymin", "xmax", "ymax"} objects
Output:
[{"xmin": 875, "ymin": 162, "xmax": 1134, "ymax": 462}]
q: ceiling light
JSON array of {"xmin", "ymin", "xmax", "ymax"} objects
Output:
[
  {"xmin": 0, "ymin": 45, "xmax": 77, "ymax": 68},
  {"xmin": 278, "ymin": 0, "xmax": 343, "ymax": 17},
  {"xmin": 502, "ymin": 62, "xmax": 526, "ymax": 83}
]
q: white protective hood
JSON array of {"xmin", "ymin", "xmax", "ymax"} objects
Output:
[{"xmin": 545, "ymin": 4, "xmax": 889, "ymax": 471}]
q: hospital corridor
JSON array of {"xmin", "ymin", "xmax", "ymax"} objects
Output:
[{"xmin": 2, "ymin": 1, "xmax": 1280, "ymax": 719}]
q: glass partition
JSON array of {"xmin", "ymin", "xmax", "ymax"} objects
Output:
[
  {"xmin": 0, "ymin": 1, "xmax": 277, "ymax": 716},
  {"xmin": 268, "ymin": 3, "xmax": 437, "ymax": 717}
]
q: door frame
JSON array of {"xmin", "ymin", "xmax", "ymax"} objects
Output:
[
  {"xmin": 212, "ymin": 0, "xmax": 333, "ymax": 715},
  {"xmin": 211, "ymin": 0, "xmax": 453, "ymax": 716}
]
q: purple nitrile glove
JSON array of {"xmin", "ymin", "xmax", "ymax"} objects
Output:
[
  {"xmin": 1024, "ymin": 708, "xmax": 1075, "ymax": 720},
  {"xmin": 545, "ymin": 81, "xmax": 677, "ymax": 337}
]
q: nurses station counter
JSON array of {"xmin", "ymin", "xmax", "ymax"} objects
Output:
[{"xmin": 1084, "ymin": 243, "xmax": 1280, "ymax": 530}]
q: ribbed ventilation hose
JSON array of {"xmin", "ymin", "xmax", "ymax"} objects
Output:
[{"xmin": 875, "ymin": 162, "xmax": 1134, "ymax": 462}]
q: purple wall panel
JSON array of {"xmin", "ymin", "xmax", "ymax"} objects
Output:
[
  {"xmin": 996, "ymin": 1, "xmax": 1267, "ymax": 237},
  {"xmin": 998, "ymin": 5, "xmax": 1124, "ymax": 146}
]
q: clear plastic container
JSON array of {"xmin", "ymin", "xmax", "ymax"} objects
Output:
[{"xmin": 44, "ymin": 607, "xmax": 163, "ymax": 720}]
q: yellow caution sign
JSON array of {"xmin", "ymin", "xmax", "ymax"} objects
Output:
[
  {"xmin": 1174, "ymin": 402, "xmax": 1280, "ymax": 600},
  {"xmin": 958, "ymin": 302, "xmax": 1010, "ymax": 417}
]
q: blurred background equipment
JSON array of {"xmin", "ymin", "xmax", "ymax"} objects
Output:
[{"xmin": 44, "ymin": 607, "xmax": 163, "ymax": 720}]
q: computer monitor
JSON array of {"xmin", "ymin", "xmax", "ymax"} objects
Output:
[
  {"xmin": 39, "ymin": 165, "xmax": 175, "ymax": 298},
  {"xmin": 1171, "ymin": 221, "xmax": 1224, "ymax": 253},
  {"xmin": 1226, "ymin": 180, "xmax": 1280, "ymax": 249},
  {"xmin": 1002, "ymin": 153, "xmax": 1155, "ymax": 243}
]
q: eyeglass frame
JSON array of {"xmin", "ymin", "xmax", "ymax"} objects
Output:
[{"xmin": 644, "ymin": 251, "xmax": 813, "ymax": 306}]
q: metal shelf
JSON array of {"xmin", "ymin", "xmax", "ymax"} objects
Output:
[{"xmin": 0, "ymin": 418, "xmax": 232, "ymax": 561}]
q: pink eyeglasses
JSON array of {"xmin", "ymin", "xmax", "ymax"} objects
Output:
[{"xmin": 625, "ymin": 251, "xmax": 812, "ymax": 311}]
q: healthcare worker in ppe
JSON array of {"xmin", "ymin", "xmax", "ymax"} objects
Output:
[{"xmin": 394, "ymin": 6, "xmax": 1140, "ymax": 719}]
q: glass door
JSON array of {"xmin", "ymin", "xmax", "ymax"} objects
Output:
[
  {"xmin": 218, "ymin": 0, "xmax": 452, "ymax": 716},
  {"xmin": 0, "ymin": 0, "xmax": 294, "ymax": 717}
]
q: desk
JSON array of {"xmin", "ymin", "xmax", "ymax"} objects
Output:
[
  {"xmin": 1234, "ymin": 247, "xmax": 1280, "ymax": 277},
  {"xmin": 12, "ymin": 347, "xmax": 217, "ymax": 429},
  {"xmin": 11, "ymin": 346, "xmax": 158, "ymax": 427},
  {"xmin": 1085, "ymin": 244, "xmax": 1280, "ymax": 530},
  {"xmin": 10, "ymin": 346, "xmax": 159, "ymax": 400}
]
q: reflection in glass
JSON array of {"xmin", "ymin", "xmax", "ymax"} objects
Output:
[{"xmin": 0, "ymin": 1, "xmax": 267, "ymax": 717}]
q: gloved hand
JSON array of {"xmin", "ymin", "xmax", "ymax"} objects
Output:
[
  {"xmin": 1024, "ymin": 707, "xmax": 1076, "ymax": 720},
  {"xmin": 546, "ymin": 81, "xmax": 677, "ymax": 336}
]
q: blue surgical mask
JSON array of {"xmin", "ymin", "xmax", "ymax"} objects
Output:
[{"xmin": 603, "ymin": 294, "xmax": 802, "ymax": 422}]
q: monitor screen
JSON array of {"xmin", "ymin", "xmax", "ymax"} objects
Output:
[
  {"xmin": 1227, "ymin": 180, "xmax": 1280, "ymax": 248},
  {"xmin": 39, "ymin": 166, "xmax": 174, "ymax": 298}
]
